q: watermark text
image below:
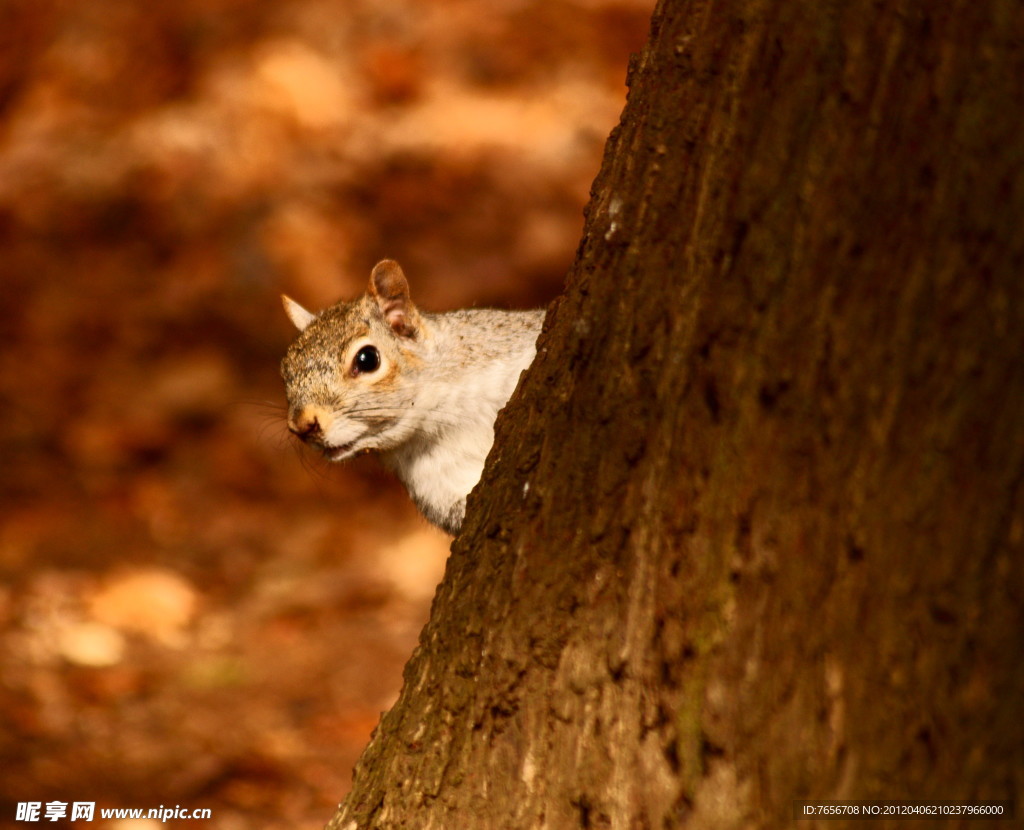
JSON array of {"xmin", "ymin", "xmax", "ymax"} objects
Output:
[{"xmin": 16, "ymin": 802, "xmax": 211, "ymax": 823}]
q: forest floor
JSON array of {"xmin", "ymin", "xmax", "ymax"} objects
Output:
[{"xmin": 0, "ymin": 0, "xmax": 651, "ymax": 827}]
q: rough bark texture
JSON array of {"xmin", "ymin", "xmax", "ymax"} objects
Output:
[{"xmin": 329, "ymin": 0, "xmax": 1024, "ymax": 827}]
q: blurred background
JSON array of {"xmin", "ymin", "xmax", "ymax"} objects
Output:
[{"xmin": 0, "ymin": 0, "xmax": 651, "ymax": 827}]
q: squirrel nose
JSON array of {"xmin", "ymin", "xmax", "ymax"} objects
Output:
[{"xmin": 288, "ymin": 405, "xmax": 324, "ymax": 440}]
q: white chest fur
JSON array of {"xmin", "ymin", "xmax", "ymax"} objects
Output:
[{"xmin": 381, "ymin": 347, "xmax": 537, "ymax": 534}]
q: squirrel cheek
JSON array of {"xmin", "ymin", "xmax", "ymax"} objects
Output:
[
  {"xmin": 350, "ymin": 356, "xmax": 399, "ymax": 390},
  {"xmin": 362, "ymin": 361, "xmax": 401, "ymax": 392}
]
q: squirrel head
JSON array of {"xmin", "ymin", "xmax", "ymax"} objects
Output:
[
  {"xmin": 279, "ymin": 260, "xmax": 428, "ymax": 461},
  {"xmin": 282, "ymin": 259, "xmax": 421, "ymax": 338}
]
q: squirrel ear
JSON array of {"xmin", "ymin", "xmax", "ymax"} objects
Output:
[
  {"xmin": 368, "ymin": 259, "xmax": 420, "ymax": 337},
  {"xmin": 282, "ymin": 295, "xmax": 316, "ymax": 331}
]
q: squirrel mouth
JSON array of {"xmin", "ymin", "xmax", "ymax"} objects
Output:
[{"xmin": 323, "ymin": 441, "xmax": 356, "ymax": 461}]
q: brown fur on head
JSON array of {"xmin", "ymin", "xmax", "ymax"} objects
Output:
[{"xmin": 281, "ymin": 259, "xmax": 421, "ymax": 338}]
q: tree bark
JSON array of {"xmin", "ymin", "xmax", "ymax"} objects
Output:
[{"xmin": 329, "ymin": 0, "xmax": 1024, "ymax": 827}]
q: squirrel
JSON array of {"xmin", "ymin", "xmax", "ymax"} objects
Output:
[{"xmin": 280, "ymin": 259, "xmax": 545, "ymax": 535}]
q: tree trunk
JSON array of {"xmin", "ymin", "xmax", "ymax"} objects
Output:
[{"xmin": 329, "ymin": 0, "xmax": 1024, "ymax": 827}]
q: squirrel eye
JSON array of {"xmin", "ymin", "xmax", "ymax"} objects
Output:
[{"xmin": 353, "ymin": 345, "xmax": 381, "ymax": 375}]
